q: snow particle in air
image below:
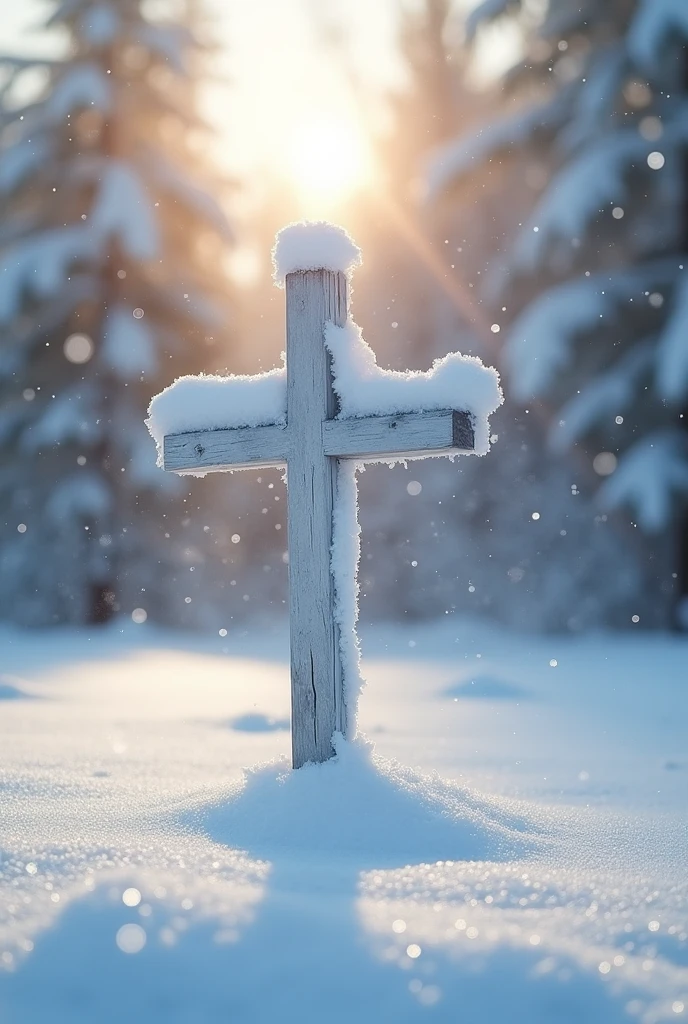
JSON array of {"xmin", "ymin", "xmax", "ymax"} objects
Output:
[
  {"xmin": 122, "ymin": 888, "xmax": 141, "ymax": 908},
  {"xmin": 649, "ymin": 292, "xmax": 664, "ymax": 308},
  {"xmin": 490, "ymin": 323, "xmax": 500, "ymax": 333},
  {"xmin": 615, "ymin": 415, "xmax": 624, "ymax": 425},
  {"xmin": 599, "ymin": 961, "xmax": 611, "ymax": 974},
  {"xmin": 468, "ymin": 585, "xmax": 475, "ymax": 593},
  {"xmin": 407, "ymin": 481, "xmax": 422, "ymax": 496},
  {"xmin": 672, "ymin": 1002, "xmax": 685, "ymax": 1014},
  {"xmin": 648, "ymin": 920, "xmax": 660, "ymax": 932},
  {"xmin": 63, "ymin": 333, "xmax": 93, "ymax": 364},
  {"xmin": 612, "ymin": 207, "xmax": 624, "ymax": 219},
  {"xmin": 392, "ymin": 919, "xmax": 406, "ymax": 933},
  {"xmin": 531, "ymin": 512, "xmax": 540, "ymax": 520},
  {"xmin": 184, "ymin": 596, "xmax": 191, "ymax": 604},
  {"xmin": 549, "ymin": 659, "xmax": 558, "ymax": 668},
  {"xmin": 418, "ymin": 985, "xmax": 441, "ymax": 1006},
  {"xmin": 17, "ymin": 524, "xmax": 27, "ymax": 534},
  {"xmin": 131, "ymin": 608, "xmax": 147, "ymax": 624},
  {"xmin": 647, "ymin": 151, "xmax": 665, "ymax": 170},
  {"xmin": 639, "ymin": 116, "xmax": 663, "ymax": 141},
  {"xmin": 117, "ymin": 269, "xmax": 127, "ymax": 279},
  {"xmin": 406, "ymin": 944, "xmax": 421, "ymax": 959},
  {"xmin": 529, "ymin": 935, "xmax": 541, "ymax": 945},
  {"xmin": 632, "ymin": 615, "xmax": 640, "ymax": 624},
  {"xmin": 25, "ymin": 863, "xmax": 37, "ymax": 875},
  {"xmin": 593, "ymin": 452, "xmax": 617, "ymax": 476},
  {"xmin": 231, "ymin": 534, "xmax": 241, "ymax": 544},
  {"xmin": 133, "ymin": 308, "xmax": 145, "ymax": 319},
  {"xmin": 77, "ymin": 455, "xmax": 87, "ymax": 465},
  {"xmin": 22, "ymin": 388, "xmax": 35, "ymax": 401},
  {"xmin": 116, "ymin": 923, "xmax": 146, "ymax": 954},
  {"xmin": 219, "ymin": 628, "xmax": 227, "ymax": 637},
  {"xmin": 411, "ymin": 560, "xmax": 418, "ymax": 567}
]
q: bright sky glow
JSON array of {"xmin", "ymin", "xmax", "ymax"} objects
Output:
[
  {"xmin": 0, "ymin": 0, "xmax": 517, "ymax": 183},
  {"xmin": 284, "ymin": 114, "xmax": 375, "ymax": 217}
]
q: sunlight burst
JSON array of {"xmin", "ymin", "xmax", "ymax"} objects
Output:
[{"xmin": 286, "ymin": 116, "xmax": 372, "ymax": 213}]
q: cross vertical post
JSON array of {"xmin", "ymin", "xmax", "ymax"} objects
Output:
[{"xmin": 285, "ymin": 270, "xmax": 348, "ymax": 768}]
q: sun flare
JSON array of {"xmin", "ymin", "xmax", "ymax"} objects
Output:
[{"xmin": 286, "ymin": 115, "xmax": 373, "ymax": 213}]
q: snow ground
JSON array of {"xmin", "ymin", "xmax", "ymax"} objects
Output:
[{"xmin": 0, "ymin": 617, "xmax": 686, "ymax": 1023}]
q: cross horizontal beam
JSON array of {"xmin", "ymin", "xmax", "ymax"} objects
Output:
[
  {"xmin": 323, "ymin": 409, "xmax": 474, "ymax": 461},
  {"xmin": 163, "ymin": 409, "xmax": 474, "ymax": 474},
  {"xmin": 163, "ymin": 423, "xmax": 289, "ymax": 474}
]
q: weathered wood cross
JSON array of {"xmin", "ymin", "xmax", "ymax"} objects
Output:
[{"xmin": 161, "ymin": 232, "xmax": 477, "ymax": 769}]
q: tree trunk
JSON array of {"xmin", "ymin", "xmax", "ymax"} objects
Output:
[
  {"xmin": 88, "ymin": 50, "xmax": 120, "ymax": 626},
  {"xmin": 677, "ymin": 44, "xmax": 688, "ymax": 630}
]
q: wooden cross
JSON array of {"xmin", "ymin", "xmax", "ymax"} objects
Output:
[{"xmin": 162, "ymin": 266, "xmax": 475, "ymax": 768}]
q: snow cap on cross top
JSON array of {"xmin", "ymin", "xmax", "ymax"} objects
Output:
[{"xmin": 272, "ymin": 221, "xmax": 362, "ymax": 286}]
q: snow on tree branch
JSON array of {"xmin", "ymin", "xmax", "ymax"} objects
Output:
[
  {"xmin": 505, "ymin": 263, "xmax": 678, "ymax": 401},
  {"xmin": 425, "ymin": 93, "xmax": 571, "ymax": 200},
  {"xmin": 600, "ymin": 431, "xmax": 688, "ymax": 532},
  {"xmin": 627, "ymin": 0, "xmax": 688, "ymax": 72},
  {"xmin": 465, "ymin": 0, "xmax": 520, "ymax": 42},
  {"xmin": 656, "ymin": 274, "xmax": 688, "ymax": 404}
]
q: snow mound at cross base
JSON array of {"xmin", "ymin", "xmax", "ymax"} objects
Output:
[
  {"xmin": 326, "ymin": 321, "xmax": 503, "ymax": 456},
  {"xmin": 146, "ymin": 366, "xmax": 286, "ymax": 465},
  {"xmin": 272, "ymin": 221, "xmax": 362, "ymax": 284},
  {"xmin": 195, "ymin": 738, "xmax": 539, "ymax": 868}
]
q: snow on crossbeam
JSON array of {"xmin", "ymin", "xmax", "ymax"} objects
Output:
[{"xmin": 148, "ymin": 221, "xmax": 502, "ymax": 769}]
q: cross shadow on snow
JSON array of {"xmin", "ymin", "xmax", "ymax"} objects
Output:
[
  {"xmin": 172, "ymin": 739, "xmax": 636, "ymax": 1023},
  {"xmin": 177, "ymin": 737, "xmax": 554, "ymax": 1019}
]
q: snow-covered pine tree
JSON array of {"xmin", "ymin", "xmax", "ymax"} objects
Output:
[
  {"xmin": 429, "ymin": 0, "xmax": 688, "ymax": 625},
  {"xmin": 342, "ymin": 0, "xmax": 648, "ymax": 631},
  {"xmin": 0, "ymin": 0, "xmax": 233, "ymax": 625}
]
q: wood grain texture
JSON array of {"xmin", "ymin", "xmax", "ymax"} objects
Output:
[
  {"xmin": 163, "ymin": 424, "xmax": 289, "ymax": 474},
  {"xmin": 286, "ymin": 270, "xmax": 348, "ymax": 768},
  {"xmin": 323, "ymin": 410, "xmax": 474, "ymax": 460}
]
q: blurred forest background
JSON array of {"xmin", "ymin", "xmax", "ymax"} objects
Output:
[{"xmin": 0, "ymin": 0, "xmax": 687, "ymax": 634}]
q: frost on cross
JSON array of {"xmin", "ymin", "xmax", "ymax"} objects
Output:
[{"xmin": 148, "ymin": 221, "xmax": 503, "ymax": 768}]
